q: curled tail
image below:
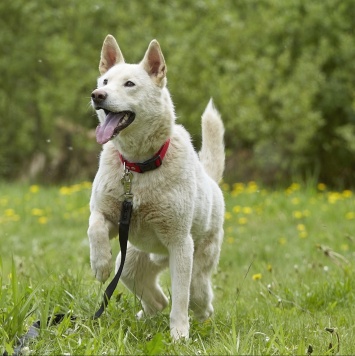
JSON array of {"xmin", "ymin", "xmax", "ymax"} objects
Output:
[{"xmin": 199, "ymin": 99, "xmax": 225, "ymax": 183}]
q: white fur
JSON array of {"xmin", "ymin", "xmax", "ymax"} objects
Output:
[{"xmin": 88, "ymin": 35, "xmax": 225, "ymax": 340}]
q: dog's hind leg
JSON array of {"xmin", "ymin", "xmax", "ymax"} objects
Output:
[
  {"xmin": 189, "ymin": 230, "xmax": 223, "ymax": 321},
  {"xmin": 115, "ymin": 243, "xmax": 169, "ymax": 317}
]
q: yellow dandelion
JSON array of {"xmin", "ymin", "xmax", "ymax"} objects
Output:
[
  {"xmin": 0, "ymin": 198, "xmax": 9, "ymax": 206},
  {"xmin": 317, "ymin": 183, "xmax": 327, "ymax": 191},
  {"xmin": 342, "ymin": 190, "xmax": 352, "ymax": 198},
  {"xmin": 80, "ymin": 181, "xmax": 92, "ymax": 189},
  {"xmin": 232, "ymin": 183, "xmax": 245, "ymax": 196},
  {"xmin": 59, "ymin": 186, "xmax": 71, "ymax": 195},
  {"xmin": 31, "ymin": 208, "xmax": 45, "ymax": 216},
  {"xmin": 70, "ymin": 184, "xmax": 81, "ymax": 193},
  {"xmin": 293, "ymin": 211, "xmax": 303, "ymax": 219},
  {"xmin": 242, "ymin": 207, "xmax": 252, "ymax": 214},
  {"xmin": 225, "ymin": 212, "xmax": 232, "ymax": 220},
  {"xmin": 267, "ymin": 264, "xmax": 272, "ymax": 272},
  {"xmin": 221, "ymin": 183, "xmax": 230, "ymax": 192},
  {"xmin": 297, "ymin": 223, "xmax": 306, "ymax": 232},
  {"xmin": 238, "ymin": 217, "xmax": 248, "ymax": 225},
  {"xmin": 299, "ymin": 231, "xmax": 308, "ymax": 238},
  {"xmin": 340, "ymin": 244, "xmax": 349, "ymax": 251},
  {"xmin": 233, "ymin": 205, "xmax": 241, "ymax": 214},
  {"xmin": 227, "ymin": 237, "xmax": 234, "ymax": 244},
  {"xmin": 5, "ymin": 209, "xmax": 15, "ymax": 217},
  {"xmin": 252, "ymin": 273, "xmax": 262, "ymax": 281},
  {"xmin": 328, "ymin": 192, "xmax": 341, "ymax": 204},
  {"xmin": 38, "ymin": 216, "xmax": 48, "ymax": 224},
  {"xmin": 246, "ymin": 181, "xmax": 258, "ymax": 193},
  {"xmin": 278, "ymin": 237, "xmax": 287, "ymax": 245},
  {"xmin": 345, "ymin": 212, "xmax": 354, "ymax": 220},
  {"xmin": 288, "ymin": 183, "xmax": 300, "ymax": 192},
  {"xmin": 291, "ymin": 197, "xmax": 300, "ymax": 205},
  {"xmin": 29, "ymin": 185, "xmax": 40, "ymax": 193}
]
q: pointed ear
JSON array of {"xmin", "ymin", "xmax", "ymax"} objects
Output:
[
  {"xmin": 141, "ymin": 40, "xmax": 167, "ymax": 86},
  {"xmin": 99, "ymin": 35, "xmax": 125, "ymax": 75}
]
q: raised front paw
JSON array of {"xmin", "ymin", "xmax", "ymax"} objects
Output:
[{"xmin": 90, "ymin": 249, "xmax": 112, "ymax": 282}]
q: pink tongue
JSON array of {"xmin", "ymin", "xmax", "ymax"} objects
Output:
[{"xmin": 96, "ymin": 112, "xmax": 125, "ymax": 144}]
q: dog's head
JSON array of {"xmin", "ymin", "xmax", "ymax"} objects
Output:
[{"xmin": 92, "ymin": 35, "xmax": 170, "ymax": 146}]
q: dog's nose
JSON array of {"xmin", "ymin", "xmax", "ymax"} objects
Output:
[{"xmin": 91, "ymin": 89, "xmax": 108, "ymax": 104}]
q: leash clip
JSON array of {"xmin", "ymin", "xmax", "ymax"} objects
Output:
[{"xmin": 121, "ymin": 163, "xmax": 134, "ymax": 201}]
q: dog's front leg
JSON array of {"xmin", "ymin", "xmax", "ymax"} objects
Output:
[
  {"xmin": 88, "ymin": 211, "xmax": 115, "ymax": 282},
  {"xmin": 168, "ymin": 235, "xmax": 194, "ymax": 340}
]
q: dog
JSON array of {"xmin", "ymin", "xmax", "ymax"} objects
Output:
[{"xmin": 88, "ymin": 34, "xmax": 225, "ymax": 340}]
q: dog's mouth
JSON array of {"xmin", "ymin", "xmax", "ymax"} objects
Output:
[{"xmin": 95, "ymin": 110, "xmax": 135, "ymax": 145}]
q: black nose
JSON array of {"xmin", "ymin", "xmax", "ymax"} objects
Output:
[{"xmin": 91, "ymin": 89, "xmax": 108, "ymax": 103}]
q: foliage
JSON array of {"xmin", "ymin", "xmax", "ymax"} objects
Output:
[
  {"xmin": 0, "ymin": 0, "xmax": 354, "ymax": 186},
  {"xmin": 1, "ymin": 181, "xmax": 355, "ymax": 353}
]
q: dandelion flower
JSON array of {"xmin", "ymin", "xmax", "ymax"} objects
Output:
[
  {"xmin": 5, "ymin": 209, "xmax": 16, "ymax": 217},
  {"xmin": 293, "ymin": 211, "xmax": 303, "ymax": 219},
  {"xmin": 233, "ymin": 206, "xmax": 241, "ymax": 214},
  {"xmin": 252, "ymin": 273, "xmax": 262, "ymax": 281},
  {"xmin": 342, "ymin": 190, "xmax": 352, "ymax": 198},
  {"xmin": 227, "ymin": 237, "xmax": 234, "ymax": 244},
  {"xmin": 246, "ymin": 181, "xmax": 258, "ymax": 193},
  {"xmin": 278, "ymin": 237, "xmax": 287, "ymax": 245},
  {"xmin": 30, "ymin": 185, "xmax": 40, "ymax": 193},
  {"xmin": 225, "ymin": 212, "xmax": 232, "ymax": 220},
  {"xmin": 340, "ymin": 244, "xmax": 349, "ymax": 251},
  {"xmin": 242, "ymin": 207, "xmax": 252, "ymax": 214},
  {"xmin": 238, "ymin": 217, "xmax": 248, "ymax": 225},
  {"xmin": 299, "ymin": 231, "xmax": 308, "ymax": 238},
  {"xmin": 297, "ymin": 224, "xmax": 306, "ymax": 232},
  {"xmin": 345, "ymin": 212, "xmax": 354, "ymax": 220},
  {"xmin": 31, "ymin": 208, "xmax": 45, "ymax": 216},
  {"xmin": 38, "ymin": 216, "xmax": 48, "ymax": 224},
  {"xmin": 291, "ymin": 197, "xmax": 300, "ymax": 205},
  {"xmin": 59, "ymin": 186, "xmax": 71, "ymax": 195},
  {"xmin": 317, "ymin": 183, "xmax": 326, "ymax": 191}
]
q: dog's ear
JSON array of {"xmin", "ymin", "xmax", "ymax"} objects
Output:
[
  {"xmin": 141, "ymin": 40, "xmax": 167, "ymax": 86},
  {"xmin": 99, "ymin": 35, "xmax": 125, "ymax": 75}
]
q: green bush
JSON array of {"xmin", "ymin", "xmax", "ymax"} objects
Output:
[{"xmin": 0, "ymin": 0, "xmax": 354, "ymax": 186}]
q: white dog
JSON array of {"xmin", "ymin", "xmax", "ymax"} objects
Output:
[{"xmin": 88, "ymin": 34, "xmax": 225, "ymax": 340}]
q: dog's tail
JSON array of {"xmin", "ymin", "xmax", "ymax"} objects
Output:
[{"xmin": 199, "ymin": 99, "xmax": 225, "ymax": 183}]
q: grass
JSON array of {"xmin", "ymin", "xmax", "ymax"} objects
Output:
[{"xmin": 0, "ymin": 181, "xmax": 354, "ymax": 354}]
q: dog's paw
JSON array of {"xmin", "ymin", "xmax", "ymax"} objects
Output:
[
  {"xmin": 170, "ymin": 324, "xmax": 189, "ymax": 341},
  {"xmin": 90, "ymin": 250, "xmax": 112, "ymax": 282}
]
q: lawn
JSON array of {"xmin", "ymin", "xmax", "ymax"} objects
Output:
[{"xmin": 0, "ymin": 181, "xmax": 354, "ymax": 354}]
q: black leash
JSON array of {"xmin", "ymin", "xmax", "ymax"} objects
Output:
[
  {"xmin": 4, "ymin": 170, "xmax": 134, "ymax": 356},
  {"xmin": 93, "ymin": 199, "xmax": 132, "ymax": 319}
]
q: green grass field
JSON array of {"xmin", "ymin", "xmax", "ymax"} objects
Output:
[{"xmin": 1, "ymin": 181, "xmax": 354, "ymax": 355}]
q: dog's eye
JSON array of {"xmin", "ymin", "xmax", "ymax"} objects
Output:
[
  {"xmin": 103, "ymin": 79, "xmax": 108, "ymax": 85},
  {"xmin": 124, "ymin": 81, "xmax": 135, "ymax": 87}
]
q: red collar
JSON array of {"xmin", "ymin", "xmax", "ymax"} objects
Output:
[{"xmin": 118, "ymin": 139, "xmax": 170, "ymax": 173}]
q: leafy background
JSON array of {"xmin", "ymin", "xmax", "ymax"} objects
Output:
[{"xmin": 1, "ymin": 0, "xmax": 354, "ymax": 186}]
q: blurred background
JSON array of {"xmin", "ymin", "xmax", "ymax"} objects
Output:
[{"xmin": 1, "ymin": 0, "xmax": 354, "ymax": 187}]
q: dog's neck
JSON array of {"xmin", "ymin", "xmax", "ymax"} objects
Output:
[
  {"xmin": 111, "ymin": 120, "xmax": 172, "ymax": 163},
  {"xmin": 117, "ymin": 139, "xmax": 171, "ymax": 173}
]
